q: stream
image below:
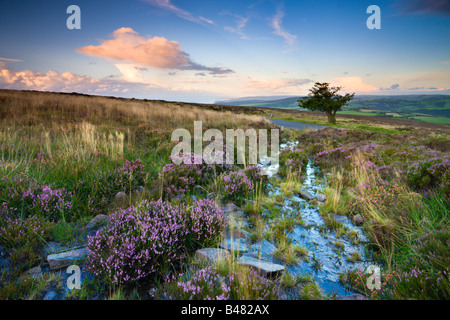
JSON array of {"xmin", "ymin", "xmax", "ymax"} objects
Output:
[{"xmin": 255, "ymin": 143, "xmax": 374, "ymax": 297}]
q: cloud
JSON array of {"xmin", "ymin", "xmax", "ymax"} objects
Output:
[
  {"xmin": 331, "ymin": 77, "xmax": 378, "ymax": 92},
  {"xmin": 0, "ymin": 57, "xmax": 23, "ymax": 62},
  {"xmin": 114, "ymin": 64, "xmax": 167, "ymax": 88},
  {"xmin": 381, "ymin": 83, "xmax": 400, "ymax": 90},
  {"xmin": 0, "ymin": 62, "xmax": 139, "ymax": 93},
  {"xmin": 143, "ymin": 0, "xmax": 214, "ymax": 24},
  {"xmin": 271, "ymin": 6, "xmax": 297, "ymax": 48},
  {"xmin": 222, "ymin": 12, "xmax": 249, "ymax": 39},
  {"xmin": 77, "ymin": 28, "xmax": 234, "ymax": 75},
  {"xmin": 245, "ymin": 78, "xmax": 312, "ymax": 91},
  {"xmin": 395, "ymin": 0, "xmax": 450, "ymax": 16}
]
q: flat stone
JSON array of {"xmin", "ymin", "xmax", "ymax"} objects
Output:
[
  {"xmin": 219, "ymin": 238, "xmax": 249, "ymax": 253},
  {"xmin": 316, "ymin": 193, "xmax": 327, "ymax": 202},
  {"xmin": 250, "ymin": 239, "xmax": 277, "ymax": 256},
  {"xmin": 238, "ymin": 256, "xmax": 285, "ymax": 276},
  {"xmin": 333, "ymin": 214, "xmax": 350, "ymax": 224},
  {"xmin": 47, "ymin": 248, "xmax": 89, "ymax": 270},
  {"xmin": 298, "ymin": 189, "xmax": 314, "ymax": 201},
  {"xmin": 84, "ymin": 214, "xmax": 109, "ymax": 230},
  {"xmin": 223, "ymin": 230, "xmax": 249, "ymax": 239},
  {"xmin": 195, "ymin": 248, "xmax": 230, "ymax": 263}
]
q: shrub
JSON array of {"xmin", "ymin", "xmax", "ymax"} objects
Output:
[
  {"xmin": 406, "ymin": 157, "xmax": 450, "ymax": 195},
  {"xmin": 218, "ymin": 170, "xmax": 254, "ymax": 204},
  {"xmin": 279, "ymin": 147, "xmax": 308, "ymax": 176}
]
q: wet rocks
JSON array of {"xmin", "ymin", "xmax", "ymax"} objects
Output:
[
  {"xmin": 219, "ymin": 238, "xmax": 249, "ymax": 253},
  {"xmin": 298, "ymin": 189, "xmax": 314, "ymax": 201},
  {"xmin": 22, "ymin": 266, "xmax": 43, "ymax": 279},
  {"xmin": 195, "ymin": 248, "xmax": 230, "ymax": 263},
  {"xmin": 250, "ymin": 239, "xmax": 277, "ymax": 256},
  {"xmin": 352, "ymin": 214, "xmax": 364, "ymax": 226},
  {"xmin": 316, "ymin": 193, "xmax": 327, "ymax": 202},
  {"xmin": 238, "ymin": 256, "xmax": 284, "ymax": 277},
  {"xmin": 335, "ymin": 294, "xmax": 367, "ymax": 300},
  {"xmin": 47, "ymin": 248, "xmax": 89, "ymax": 270},
  {"xmin": 43, "ymin": 291, "xmax": 59, "ymax": 300}
]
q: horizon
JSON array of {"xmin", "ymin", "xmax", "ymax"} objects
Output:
[{"xmin": 0, "ymin": 0, "xmax": 449, "ymax": 103}]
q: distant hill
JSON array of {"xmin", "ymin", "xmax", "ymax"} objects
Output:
[{"xmin": 215, "ymin": 95, "xmax": 450, "ymax": 125}]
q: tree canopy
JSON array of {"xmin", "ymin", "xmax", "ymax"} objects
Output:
[{"xmin": 298, "ymin": 82, "xmax": 355, "ymax": 124}]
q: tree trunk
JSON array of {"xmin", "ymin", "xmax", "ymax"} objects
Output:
[{"xmin": 326, "ymin": 112, "xmax": 336, "ymax": 124}]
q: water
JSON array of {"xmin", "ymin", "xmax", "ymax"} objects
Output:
[{"xmin": 257, "ymin": 146, "xmax": 374, "ymax": 297}]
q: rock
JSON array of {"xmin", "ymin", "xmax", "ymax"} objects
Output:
[
  {"xmin": 250, "ymin": 239, "xmax": 277, "ymax": 256},
  {"xmin": 316, "ymin": 193, "xmax": 327, "ymax": 202},
  {"xmin": 333, "ymin": 214, "xmax": 350, "ymax": 224},
  {"xmin": 335, "ymin": 294, "xmax": 367, "ymax": 300},
  {"xmin": 222, "ymin": 202, "xmax": 239, "ymax": 213},
  {"xmin": 115, "ymin": 191, "xmax": 127, "ymax": 202},
  {"xmin": 43, "ymin": 291, "xmax": 59, "ymax": 300},
  {"xmin": 172, "ymin": 193, "xmax": 184, "ymax": 203},
  {"xmin": 84, "ymin": 214, "xmax": 109, "ymax": 230},
  {"xmin": 352, "ymin": 214, "xmax": 364, "ymax": 226},
  {"xmin": 298, "ymin": 189, "xmax": 314, "ymax": 201},
  {"xmin": 238, "ymin": 256, "xmax": 285, "ymax": 277},
  {"xmin": 43, "ymin": 242, "xmax": 68, "ymax": 255},
  {"xmin": 47, "ymin": 248, "xmax": 89, "ymax": 270},
  {"xmin": 219, "ymin": 238, "xmax": 249, "ymax": 253},
  {"xmin": 135, "ymin": 186, "xmax": 145, "ymax": 193},
  {"xmin": 195, "ymin": 248, "xmax": 230, "ymax": 263},
  {"xmin": 23, "ymin": 266, "xmax": 43, "ymax": 279},
  {"xmin": 223, "ymin": 230, "xmax": 249, "ymax": 239}
]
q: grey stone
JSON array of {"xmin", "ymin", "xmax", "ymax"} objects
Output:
[
  {"xmin": 219, "ymin": 238, "xmax": 249, "ymax": 253},
  {"xmin": 23, "ymin": 266, "xmax": 42, "ymax": 279},
  {"xmin": 44, "ymin": 291, "xmax": 59, "ymax": 300},
  {"xmin": 195, "ymin": 248, "xmax": 230, "ymax": 263},
  {"xmin": 298, "ymin": 189, "xmax": 314, "ymax": 201},
  {"xmin": 316, "ymin": 193, "xmax": 327, "ymax": 202},
  {"xmin": 333, "ymin": 214, "xmax": 350, "ymax": 224},
  {"xmin": 238, "ymin": 256, "xmax": 285, "ymax": 276},
  {"xmin": 223, "ymin": 230, "xmax": 249, "ymax": 239},
  {"xmin": 47, "ymin": 248, "xmax": 89, "ymax": 270},
  {"xmin": 115, "ymin": 191, "xmax": 127, "ymax": 202},
  {"xmin": 352, "ymin": 214, "xmax": 364, "ymax": 226},
  {"xmin": 222, "ymin": 203, "xmax": 239, "ymax": 213},
  {"xmin": 250, "ymin": 239, "xmax": 277, "ymax": 256},
  {"xmin": 135, "ymin": 186, "xmax": 145, "ymax": 192},
  {"xmin": 84, "ymin": 214, "xmax": 109, "ymax": 230}
]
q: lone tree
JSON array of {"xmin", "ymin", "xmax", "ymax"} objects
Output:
[{"xmin": 298, "ymin": 82, "xmax": 355, "ymax": 124}]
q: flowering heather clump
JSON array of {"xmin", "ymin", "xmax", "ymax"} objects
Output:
[
  {"xmin": 6, "ymin": 184, "xmax": 73, "ymax": 221},
  {"xmin": 186, "ymin": 199, "xmax": 226, "ymax": 249},
  {"xmin": 244, "ymin": 165, "xmax": 268, "ymax": 190},
  {"xmin": 279, "ymin": 147, "xmax": 308, "ymax": 175},
  {"xmin": 159, "ymin": 152, "xmax": 232, "ymax": 197},
  {"xmin": 406, "ymin": 156, "xmax": 450, "ymax": 195},
  {"xmin": 87, "ymin": 199, "xmax": 226, "ymax": 285},
  {"xmin": 87, "ymin": 199, "xmax": 188, "ymax": 284},
  {"xmin": 0, "ymin": 208, "xmax": 54, "ymax": 249},
  {"xmin": 149, "ymin": 266, "xmax": 278, "ymax": 300},
  {"xmin": 218, "ymin": 170, "xmax": 254, "ymax": 203},
  {"xmin": 116, "ymin": 159, "xmax": 145, "ymax": 191},
  {"xmin": 345, "ymin": 267, "xmax": 450, "ymax": 300}
]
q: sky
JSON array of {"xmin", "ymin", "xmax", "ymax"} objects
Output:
[{"xmin": 0, "ymin": 0, "xmax": 449, "ymax": 103}]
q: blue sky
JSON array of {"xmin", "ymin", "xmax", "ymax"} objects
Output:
[{"xmin": 0, "ymin": 0, "xmax": 449, "ymax": 102}]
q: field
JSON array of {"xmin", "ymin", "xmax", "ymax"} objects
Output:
[
  {"xmin": 216, "ymin": 95, "xmax": 450, "ymax": 126},
  {"xmin": 0, "ymin": 89, "xmax": 449, "ymax": 300}
]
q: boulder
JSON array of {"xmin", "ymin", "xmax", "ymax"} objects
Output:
[
  {"xmin": 195, "ymin": 248, "xmax": 230, "ymax": 263},
  {"xmin": 115, "ymin": 191, "xmax": 127, "ymax": 202},
  {"xmin": 222, "ymin": 203, "xmax": 239, "ymax": 213},
  {"xmin": 84, "ymin": 214, "xmax": 109, "ymax": 230},
  {"xmin": 316, "ymin": 193, "xmax": 327, "ymax": 202},
  {"xmin": 298, "ymin": 189, "xmax": 314, "ymax": 201},
  {"xmin": 23, "ymin": 266, "xmax": 43, "ymax": 279},
  {"xmin": 47, "ymin": 248, "xmax": 89, "ymax": 270},
  {"xmin": 238, "ymin": 256, "xmax": 285, "ymax": 277},
  {"xmin": 352, "ymin": 214, "xmax": 364, "ymax": 226},
  {"xmin": 135, "ymin": 186, "xmax": 145, "ymax": 193},
  {"xmin": 219, "ymin": 238, "xmax": 249, "ymax": 253}
]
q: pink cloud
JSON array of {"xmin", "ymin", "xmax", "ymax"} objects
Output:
[
  {"xmin": 245, "ymin": 77, "xmax": 312, "ymax": 91},
  {"xmin": 77, "ymin": 27, "xmax": 233, "ymax": 75},
  {"xmin": 331, "ymin": 76, "xmax": 378, "ymax": 93}
]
